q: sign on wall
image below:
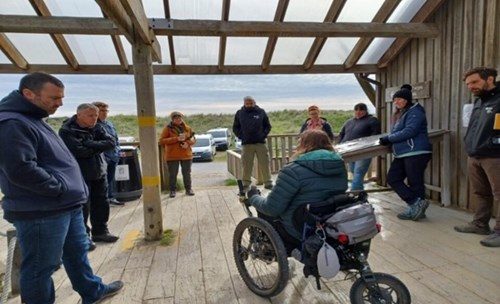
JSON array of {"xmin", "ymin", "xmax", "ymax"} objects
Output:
[{"xmin": 385, "ymin": 81, "xmax": 431, "ymax": 102}]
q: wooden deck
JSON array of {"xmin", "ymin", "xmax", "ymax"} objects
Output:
[{"xmin": 1, "ymin": 188, "xmax": 499, "ymax": 304}]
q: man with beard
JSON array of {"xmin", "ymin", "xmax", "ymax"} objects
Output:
[{"xmin": 454, "ymin": 67, "xmax": 500, "ymax": 247}]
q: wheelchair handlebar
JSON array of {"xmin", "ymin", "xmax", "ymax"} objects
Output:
[{"xmin": 237, "ymin": 180, "xmax": 253, "ymax": 217}]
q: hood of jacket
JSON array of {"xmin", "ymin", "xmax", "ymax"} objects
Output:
[
  {"xmin": 294, "ymin": 149, "xmax": 345, "ymax": 176},
  {"xmin": 0, "ymin": 90, "xmax": 49, "ymax": 118}
]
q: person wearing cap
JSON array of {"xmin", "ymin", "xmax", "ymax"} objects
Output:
[
  {"xmin": 232, "ymin": 96, "xmax": 273, "ymax": 190},
  {"xmin": 379, "ymin": 84, "xmax": 432, "ymax": 221},
  {"xmin": 93, "ymin": 101, "xmax": 124, "ymax": 206},
  {"xmin": 159, "ymin": 111, "xmax": 196, "ymax": 198},
  {"xmin": 338, "ymin": 103, "xmax": 381, "ymax": 191},
  {"xmin": 454, "ymin": 67, "xmax": 500, "ymax": 247},
  {"xmin": 299, "ymin": 105, "xmax": 334, "ymax": 141}
]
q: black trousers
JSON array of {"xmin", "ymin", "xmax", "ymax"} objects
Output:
[
  {"xmin": 167, "ymin": 159, "xmax": 192, "ymax": 191},
  {"xmin": 83, "ymin": 177, "xmax": 110, "ymax": 235}
]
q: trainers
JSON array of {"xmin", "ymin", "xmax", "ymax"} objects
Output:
[
  {"xmin": 169, "ymin": 190, "xmax": 176, "ymax": 198},
  {"xmin": 412, "ymin": 198, "xmax": 429, "ymax": 221},
  {"xmin": 264, "ymin": 184, "xmax": 273, "ymax": 190},
  {"xmin": 454, "ymin": 222, "xmax": 491, "ymax": 235},
  {"xmin": 185, "ymin": 189, "xmax": 195, "ymax": 196},
  {"xmin": 397, "ymin": 206, "xmax": 414, "ymax": 220},
  {"xmin": 94, "ymin": 280, "xmax": 124, "ymax": 303},
  {"xmin": 109, "ymin": 198, "xmax": 124, "ymax": 206},
  {"xmin": 480, "ymin": 232, "xmax": 500, "ymax": 247},
  {"xmin": 92, "ymin": 232, "xmax": 119, "ymax": 243}
]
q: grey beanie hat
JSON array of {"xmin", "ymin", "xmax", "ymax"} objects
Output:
[{"xmin": 392, "ymin": 84, "xmax": 413, "ymax": 103}]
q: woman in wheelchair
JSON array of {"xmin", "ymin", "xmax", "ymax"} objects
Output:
[{"xmin": 246, "ymin": 129, "xmax": 348, "ymax": 250}]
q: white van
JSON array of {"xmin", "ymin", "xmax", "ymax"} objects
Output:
[
  {"xmin": 206, "ymin": 128, "xmax": 232, "ymax": 151},
  {"xmin": 192, "ymin": 134, "xmax": 216, "ymax": 161}
]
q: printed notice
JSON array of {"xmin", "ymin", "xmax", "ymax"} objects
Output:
[{"xmin": 115, "ymin": 164, "xmax": 130, "ymax": 181}]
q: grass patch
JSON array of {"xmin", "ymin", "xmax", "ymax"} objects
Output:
[
  {"xmin": 225, "ymin": 178, "xmax": 237, "ymax": 186},
  {"xmin": 160, "ymin": 229, "xmax": 176, "ymax": 246}
]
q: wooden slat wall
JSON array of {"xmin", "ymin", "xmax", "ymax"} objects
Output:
[{"xmin": 377, "ymin": 0, "xmax": 500, "ymax": 212}]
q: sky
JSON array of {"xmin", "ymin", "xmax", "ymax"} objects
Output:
[{"xmin": 0, "ymin": 73, "xmax": 374, "ymax": 118}]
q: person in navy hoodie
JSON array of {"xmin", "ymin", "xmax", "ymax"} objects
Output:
[
  {"xmin": 379, "ymin": 84, "xmax": 432, "ymax": 221},
  {"xmin": 0, "ymin": 72, "xmax": 123, "ymax": 304}
]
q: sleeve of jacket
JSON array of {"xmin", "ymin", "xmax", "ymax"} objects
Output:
[
  {"xmin": 370, "ymin": 117, "xmax": 381, "ymax": 135},
  {"xmin": 249, "ymin": 166, "xmax": 299, "ymax": 217},
  {"xmin": 0, "ymin": 121, "xmax": 65, "ymax": 197},
  {"xmin": 388, "ymin": 110, "xmax": 426, "ymax": 143},
  {"xmin": 338, "ymin": 124, "xmax": 346, "ymax": 143},
  {"xmin": 59, "ymin": 128, "xmax": 100, "ymax": 158},
  {"xmin": 159, "ymin": 125, "xmax": 180, "ymax": 146},
  {"xmin": 262, "ymin": 111, "xmax": 272, "ymax": 136},
  {"xmin": 323, "ymin": 122, "xmax": 335, "ymax": 141},
  {"xmin": 232, "ymin": 111, "xmax": 241, "ymax": 138},
  {"xmin": 82, "ymin": 125, "xmax": 116, "ymax": 152}
]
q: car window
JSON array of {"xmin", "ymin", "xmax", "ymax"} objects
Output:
[
  {"xmin": 208, "ymin": 131, "xmax": 227, "ymax": 138},
  {"xmin": 193, "ymin": 138, "xmax": 210, "ymax": 147}
]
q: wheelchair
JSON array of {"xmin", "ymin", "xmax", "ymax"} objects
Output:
[{"xmin": 232, "ymin": 182, "xmax": 411, "ymax": 303}]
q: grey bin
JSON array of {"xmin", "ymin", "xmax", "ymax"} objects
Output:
[{"xmin": 114, "ymin": 146, "xmax": 142, "ymax": 201}]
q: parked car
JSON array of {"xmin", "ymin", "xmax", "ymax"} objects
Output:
[
  {"xmin": 206, "ymin": 128, "xmax": 231, "ymax": 151},
  {"xmin": 192, "ymin": 134, "xmax": 216, "ymax": 161}
]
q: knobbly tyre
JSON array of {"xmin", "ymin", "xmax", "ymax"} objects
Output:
[{"xmin": 232, "ymin": 180, "xmax": 411, "ymax": 303}]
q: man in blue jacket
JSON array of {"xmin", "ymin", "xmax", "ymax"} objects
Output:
[
  {"xmin": 232, "ymin": 96, "xmax": 273, "ymax": 190},
  {"xmin": 0, "ymin": 72, "xmax": 123, "ymax": 303}
]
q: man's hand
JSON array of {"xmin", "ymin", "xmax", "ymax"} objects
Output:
[
  {"xmin": 379, "ymin": 137, "xmax": 391, "ymax": 146},
  {"xmin": 247, "ymin": 186, "xmax": 261, "ymax": 199}
]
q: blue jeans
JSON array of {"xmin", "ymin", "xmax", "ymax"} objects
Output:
[
  {"xmin": 13, "ymin": 207, "xmax": 109, "ymax": 304},
  {"xmin": 349, "ymin": 158, "xmax": 372, "ymax": 191}
]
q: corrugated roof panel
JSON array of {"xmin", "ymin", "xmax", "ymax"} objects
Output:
[
  {"xmin": 316, "ymin": 38, "xmax": 360, "ymax": 64},
  {"xmin": 4, "ymin": 33, "xmax": 66, "ymax": 64},
  {"xmin": 272, "ymin": 38, "xmax": 315, "ymax": 65},
  {"xmin": 225, "ymin": 37, "xmax": 268, "ymax": 65},
  {"xmin": 173, "ymin": 37, "xmax": 219, "ymax": 65}
]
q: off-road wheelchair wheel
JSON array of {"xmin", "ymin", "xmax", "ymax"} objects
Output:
[
  {"xmin": 349, "ymin": 272, "xmax": 411, "ymax": 304},
  {"xmin": 233, "ymin": 217, "xmax": 289, "ymax": 297}
]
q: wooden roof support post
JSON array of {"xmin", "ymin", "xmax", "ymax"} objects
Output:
[{"xmin": 132, "ymin": 40, "xmax": 163, "ymax": 241}]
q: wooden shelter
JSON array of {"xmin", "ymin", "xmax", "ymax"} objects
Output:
[{"xmin": 0, "ymin": 0, "xmax": 499, "ymax": 240}]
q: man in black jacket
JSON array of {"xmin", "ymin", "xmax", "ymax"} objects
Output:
[
  {"xmin": 454, "ymin": 67, "xmax": 500, "ymax": 247},
  {"xmin": 232, "ymin": 96, "xmax": 273, "ymax": 190},
  {"xmin": 59, "ymin": 103, "xmax": 119, "ymax": 244}
]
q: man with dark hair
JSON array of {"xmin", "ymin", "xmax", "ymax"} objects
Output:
[
  {"xmin": 0, "ymin": 72, "xmax": 123, "ymax": 303},
  {"xmin": 93, "ymin": 101, "xmax": 124, "ymax": 206},
  {"xmin": 338, "ymin": 103, "xmax": 381, "ymax": 191},
  {"xmin": 455, "ymin": 67, "xmax": 500, "ymax": 247},
  {"xmin": 232, "ymin": 96, "xmax": 273, "ymax": 190},
  {"xmin": 59, "ymin": 103, "xmax": 120, "ymax": 244}
]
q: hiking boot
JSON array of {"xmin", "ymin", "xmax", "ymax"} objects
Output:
[
  {"xmin": 94, "ymin": 280, "xmax": 124, "ymax": 303},
  {"xmin": 92, "ymin": 232, "xmax": 119, "ymax": 243},
  {"xmin": 412, "ymin": 198, "xmax": 429, "ymax": 221},
  {"xmin": 397, "ymin": 206, "xmax": 414, "ymax": 220},
  {"xmin": 185, "ymin": 189, "xmax": 195, "ymax": 196},
  {"xmin": 480, "ymin": 232, "xmax": 500, "ymax": 247},
  {"xmin": 88, "ymin": 237, "xmax": 97, "ymax": 251},
  {"xmin": 264, "ymin": 184, "xmax": 274, "ymax": 190},
  {"xmin": 454, "ymin": 222, "xmax": 491, "ymax": 235},
  {"xmin": 169, "ymin": 190, "xmax": 176, "ymax": 198}
]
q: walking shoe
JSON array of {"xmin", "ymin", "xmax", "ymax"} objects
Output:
[
  {"xmin": 264, "ymin": 184, "xmax": 274, "ymax": 190},
  {"xmin": 454, "ymin": 222, "xmax": 491, "ymax": 235},
  {"xmin": 412, "ymin": 198, "xmax": 429, "ymax": 221},
  {"xmin": 92, "ymin": 232, "xmax": 119, "ymax": 243},
  {"xmin": 397, "ymin": 206, "xmax": 414, "ymax": 220},
  {"xmin": 109, "ymin": 198, "xmax": 124, "ymax": 206},
  {"xmin": 480, "ymin": 232, "xmax": 500, "ymax": 247},
  {"xmin": 185, "ymin": 189, "xmax": 195, "ymax": 196},
  {"xmin": 94, "ymin": 280, "xmax": 124, "ymax": 303},
  {"xmin": 88, "ymin": 238, "xmax": 97, "ymax": 251},
  {"xmin": 169, "ymin": 190, "xmax": 176, "ymax": 198}
]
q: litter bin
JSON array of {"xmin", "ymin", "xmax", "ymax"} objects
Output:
[{"xmin": 114, "ymin": 146, "xmax": 142, "ymax": 201}]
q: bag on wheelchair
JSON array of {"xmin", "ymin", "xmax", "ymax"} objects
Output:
[{"xmin": 324, "ymin": 203, "xmax": 378, "ymax": 245}]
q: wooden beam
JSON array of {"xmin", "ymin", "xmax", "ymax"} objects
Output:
[
  {"xmin": 378, "ymin": 0, "xmax": 446, "ymax": 68},
  {"xmin": 96, "ymin": 0, "xmax": 161, "ymax": 63},
  {"xmin": 261, "ymin": 0, "xmax": 289, "ymax": 71},
  {"xmin": 354, "ymin": 73, "xmax": 376, "ymax": 104},
  {"xmin": 111, "ymin": 35, "xmax": 129, "ymax": 71},
  {"xmin": 303, "ymin": 0, "xmax": 346, "ymax": 70},
  {"xmin": 483, "ymin": 0, "xmax": 497, "ymax": 67},
  {"xmin": 344, "ymin": 0, "xmax": 400, "ymax": 69},
  {"xmin": 0, "ymin": 16, "xmax": 439, "ymax": 39},
  {"xmin": 0, "ymin": 15, "xmax": 119, "ymax": 35},
  {"xmin": 119, "ymin": 0, "xmax": 162, "ymax": 63},
  {"xmin": 0, "ymin": 64, "xmax": 379, "ymax": 75},
  {"xmin": 163, "ymin": 0, "xmax": 176, "ymax": 67},
  {"xmin": 218, "ymin": 0, "xmax": 231, "ymax": 71},
  {"xmin": 0, "ymin": 33, "xmax": 28, "ymax": 70},
  {"xmin": 29, "ymin": 0, "xmax": 79, "ymax": 70},
  {"xmin": 153, "ymin": 19, "xmax": 439, "ymax": 38}
]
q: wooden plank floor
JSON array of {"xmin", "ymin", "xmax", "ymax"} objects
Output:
[{"xmin": 1, "ymin": 188, "xmax": 499, "ymax": 304}]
